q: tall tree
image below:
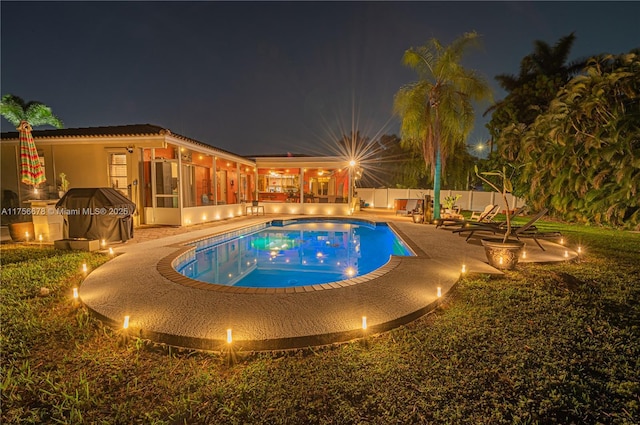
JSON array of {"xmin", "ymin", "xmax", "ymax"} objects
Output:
[
  {"xmin": 507, "ymin": 51, "xmax": 640, "ymax": 228},
  {"xmin": 394, "ymin": 32, "xmax": 491, "ymax": 218},
  {"xmin": 1, "ymin": 94, "xmax": 63, "ymax": 129},
  {"xmin": 486, "ymin": 33, "xmax": 584, "ymax": 162}
]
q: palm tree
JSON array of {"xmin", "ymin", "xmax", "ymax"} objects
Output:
[
  {"xmin": 0, "ymin": 94, "xmax": 63, "ymax": 129},
  {"xmin": 394, "ymin": 32, "xmax": 491, "ymax": 219}
]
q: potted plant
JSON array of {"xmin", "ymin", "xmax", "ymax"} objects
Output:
[
  {"xmin": 58, "ymin": 172, "xmax": 70, "ymax": 198},
  {"xmin": 474, "ymin": 165, "xmax": 524, "ymax": 270},
  {"xmin": 442, "ymin": 194, "xmax": 461, "ymax": 216}
]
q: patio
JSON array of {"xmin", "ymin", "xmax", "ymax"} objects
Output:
[{"xmin": 78, "ymin": 209, "xmax": 577, "ymax": 351}]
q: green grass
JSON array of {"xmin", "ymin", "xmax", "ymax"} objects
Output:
[{"xmin": 1, "ymin": 222, "xmax": 639, "ymax": 424}]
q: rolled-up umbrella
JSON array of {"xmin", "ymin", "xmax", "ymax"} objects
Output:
[{"xmin": 18, "ymin": 120, "xmax": 46, "ymax": 187}]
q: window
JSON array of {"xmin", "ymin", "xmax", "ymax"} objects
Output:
[{"xmin": 109, "ymin": 153, "xmax": 128, "ymax": 196}]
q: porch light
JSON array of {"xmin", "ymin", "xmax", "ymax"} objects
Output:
[
  {"xmin": 362, "ymin": 316, "xmax": 367, "ymax": 330},
  {"xmin": 123, "ymin": 315, "xmax": 130, "ymax": 329},
  {"xmin": 437, "ymin": 287, "xmax": 442, "ymax": 297},
  {"xmin": 226, "ymin": 328, "xmax": 233, "ymax": 344}
]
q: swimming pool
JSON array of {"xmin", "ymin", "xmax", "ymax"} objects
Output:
[{"xmin": 175, "ymin": 219, "xmax": 414, "ymax": 288}]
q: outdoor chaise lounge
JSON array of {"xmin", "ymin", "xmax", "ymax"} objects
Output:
[
  {"xmin": 452, "ymin": 208, "xmax": 561, "ymax": 250},
  {"xmin": 435, "ymin": 204, "xmax": 499, "ymax": 228},
  {"xmin": 470, "ymin": 204, "xmax": 499, "ymax": 222},
  {"xmin": 396, "ymin": 199, "xmax": 419, "ymax": 216}
]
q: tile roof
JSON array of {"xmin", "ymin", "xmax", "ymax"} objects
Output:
[{"xmin": 0, "ymin": 123, "xmax": 246, "ymax": 160}]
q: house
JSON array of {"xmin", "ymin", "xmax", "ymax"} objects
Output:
[{"xmin": 1, "ymin": 124, "xmax": 357, "ymax": 238}]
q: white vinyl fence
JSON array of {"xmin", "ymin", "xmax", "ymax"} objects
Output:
[{"xmin": 354, "ymin": 188, "xmax": 525, "ymax": 213}]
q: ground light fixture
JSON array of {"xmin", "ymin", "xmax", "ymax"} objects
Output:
[
  {"xmin": 72, "ymin": 287, "xmax": 78, "ymax": 299},
  {"xmin": 25, "ymin": 231, "xmax": 29, "ymax": 242},
  {"xmin": 108, "ymin": 247, "xmax": 114, "ymax": 256},
  {"xmin": 123, "ymin": 315, "xmax": 130, "ymax": 329},
  {"xmin": 82, "ymin": 263, "xmax": 88, "ymax": 273},
  {"xmin": 461, "ymin": 264, "xmax": 466, "ymax": 274},
  {"xmin": 362, "ymin": 316, "xmax": 367, "ymax": 330},
  {"xmin": 226, "ymin": 329, "xmax": 233, "ymax": 344},
  {"xmin": 437, "ymin": 287, "xmax": 442, "ymax": 297}
]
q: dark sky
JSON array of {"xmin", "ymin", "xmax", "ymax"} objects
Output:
[{"xmin": 1, "ymin": 1, "xmax": 638, "ymax": 156}]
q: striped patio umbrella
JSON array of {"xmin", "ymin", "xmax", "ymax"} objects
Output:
[{"xmin": 18, "ymin": 120, "xmax": 46, "ymax": 187}]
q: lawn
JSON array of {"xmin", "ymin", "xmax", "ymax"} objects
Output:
[{"xmin": 1, "ymin": 221, "xmax": 639, "ymax": 424}]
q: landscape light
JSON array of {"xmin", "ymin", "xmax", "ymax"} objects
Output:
[
  {"xmin": 564, "ymin": 250, "xmax": 569, "ymax": 258},
  {"xmin": 362, "ymin": 316, "xmax": 367, "ymax": 330},
  {"xmin": 578, "ymin": 246, "xmax": 582, "ymax": 254},
  {"xmin": 108, "ymin": 247, "xmax": 114, "ymax": 256},
  {"xmin": 522, "ymin": 250, "xmax": 527, "ymax": 259},
  {"xmin": 73, "ymin": 288, "xmax": 78, "ymax": 299},
  {"xmin": 437, "ymin": 287, "xmax": 442, "ymax": 297},
  {"xmin": 25, "ymin": 231, "xmax": 29, "ymax": 241},
  {"xmin": 101, "ymin": 239, "xmax": 106, "ymax": 248},
  {"xmin": 123, "ymin": 315, "xmax": 130, "ymax": 329},
  {"xmin": 226, "ymin": 329, "xmax": 233, "ymax": 344},
  {"xmin": 82, "ymin": 263, "xmax": 87, "ymax": 273},
  {"xmin": 461, "ymin": 264, "xmax": 466, "ymax": 274}
]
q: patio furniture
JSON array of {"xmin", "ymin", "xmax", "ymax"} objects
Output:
[
  {"xmin": 470, "ymin": 204, "xmax": 499, "ymax": 222},
  {"xmin": 452, "ymin": 208, "xmax": 560, "ymax": 250},
  {"xmin": 396, "ymin": 199, "xmax": 419, "ymax": 216}
]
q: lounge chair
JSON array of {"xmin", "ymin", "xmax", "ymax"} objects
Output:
[
  {"xmin": 452, "ymin": 208, "xmax": 561, "ymax": 250},
  {"xmin": 470, "ymin": 204, "xmax": 499, "ymax": 222},
  {"xmin": 436, "ymin": 204, "xmax": 498, "ymax": 229},
  {"xmin": 396, "ymin": 199, "xmax": 419, "ymax": 216}
]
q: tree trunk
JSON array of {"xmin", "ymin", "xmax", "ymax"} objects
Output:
[{"xmin": 433, "ymin": 151, "xmax": 441, "ymax": 219}]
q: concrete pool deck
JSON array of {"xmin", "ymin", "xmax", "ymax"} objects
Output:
[{"xmin": 79, "ymin": 209, "xmax": 578, "ymax": 351}]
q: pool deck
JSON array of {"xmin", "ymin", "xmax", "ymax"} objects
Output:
[{"xmin": 79, "ymin": 209, "xmax": 578, "ymax": 351}]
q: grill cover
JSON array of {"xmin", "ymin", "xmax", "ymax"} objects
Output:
[{"xmin": 56, "ymin": 188, "xmax": 136, "ymax": 242}]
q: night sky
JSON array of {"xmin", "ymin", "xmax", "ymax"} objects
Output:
[{"xmin": 1, "ymin": 1, "xmax": 638, "ymax": 156}]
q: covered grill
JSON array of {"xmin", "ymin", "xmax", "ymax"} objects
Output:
[{"xmin": 56, "ymin": 188, "xmax": 135, "ymax": 242}]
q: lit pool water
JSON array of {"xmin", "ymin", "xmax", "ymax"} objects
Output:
[{"xmin": 176, "ymin": 219, "xmax": 413, "ymax": 288}]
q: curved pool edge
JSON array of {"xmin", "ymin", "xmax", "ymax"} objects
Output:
[
  {"xmin": 78, "ymin": 215, "xmax": 513, "ymax": 352},
  {"xmin": 159, "ymin": 217, "xmax": 417, "ymax": 293}
]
